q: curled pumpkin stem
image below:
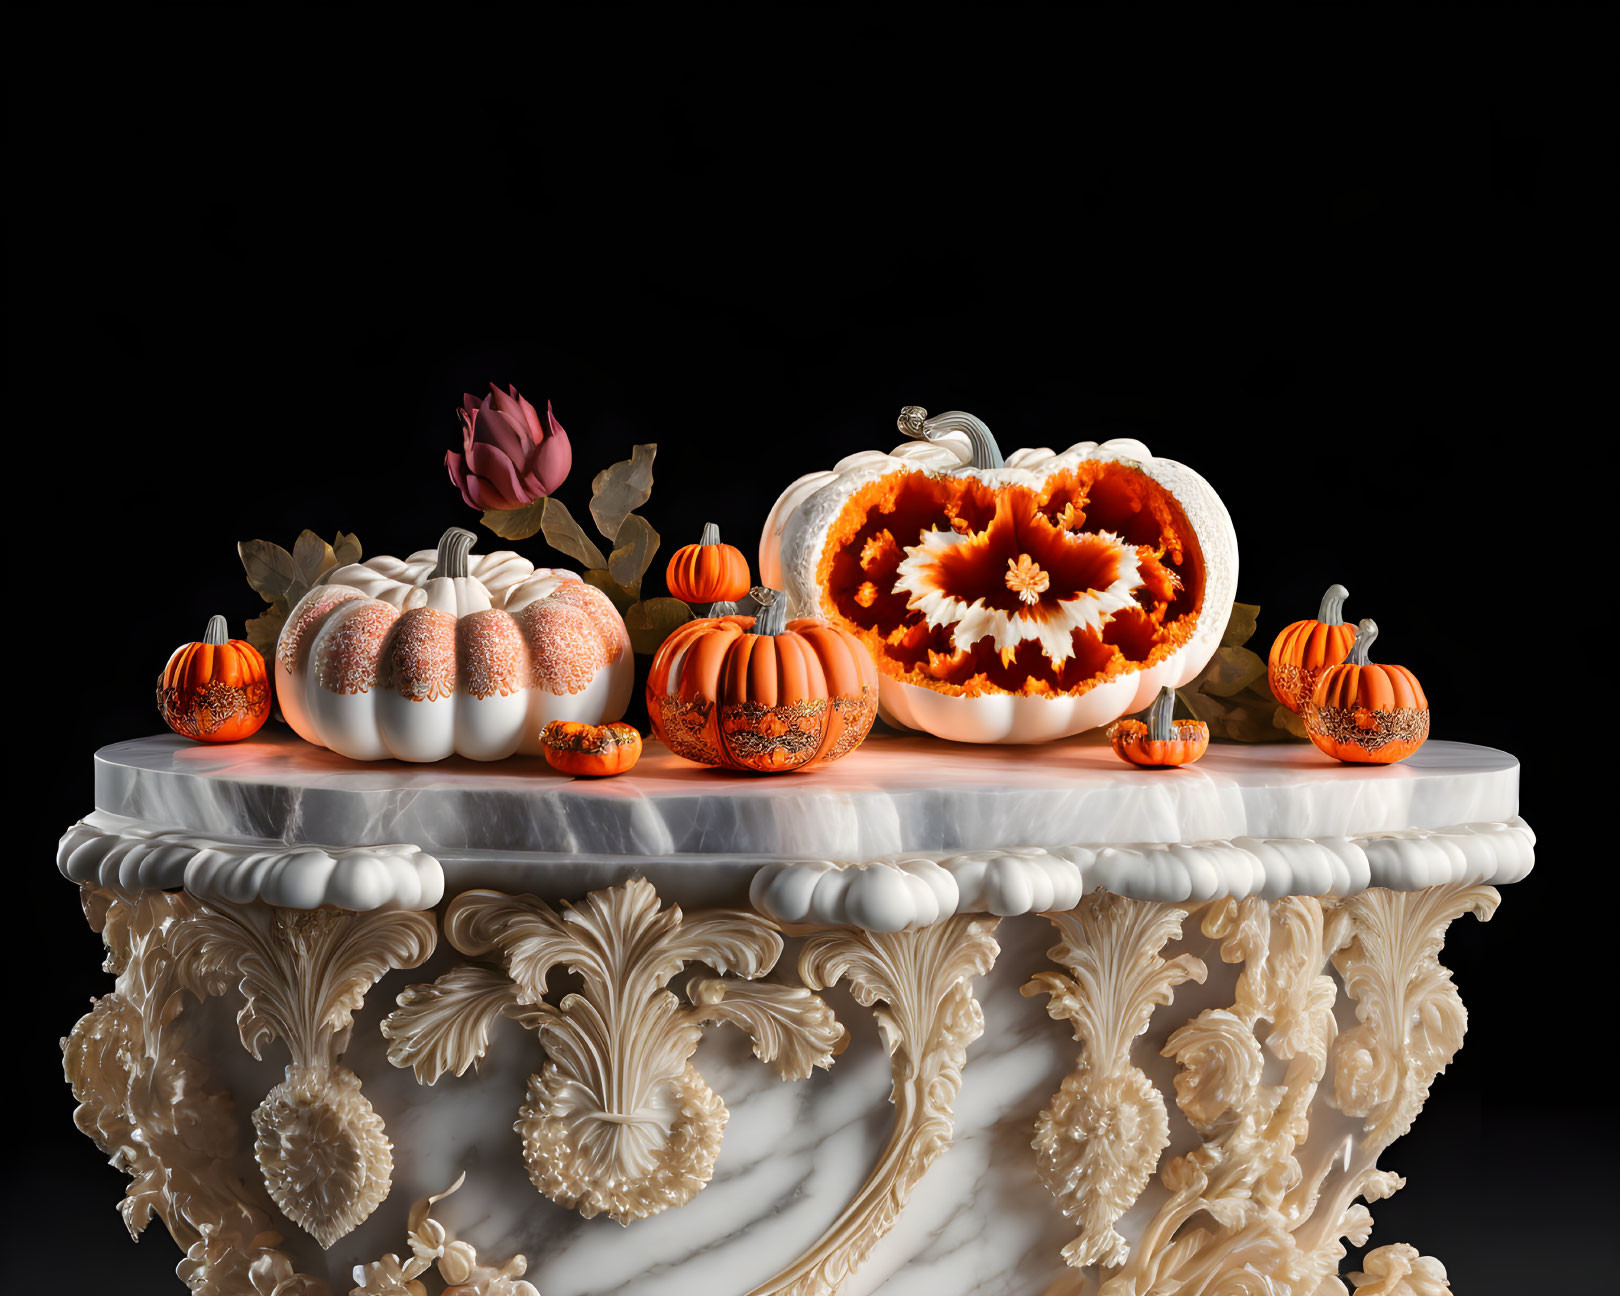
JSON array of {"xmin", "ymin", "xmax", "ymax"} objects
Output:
[
  {"xmin": 1346, "ymin": 618, "xmax": 1378, "ymax": 666},
  {"xmin": 897, "ymin": 406, "xmax": 1005, "ymax": 470},
  {"xmin": 1317, "ymin": 583, "xmax": 1350, "ymax": 624}
]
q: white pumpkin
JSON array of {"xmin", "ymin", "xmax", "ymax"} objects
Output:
[
  {"xmin": 759, "ymin": 407, "xmax": 1238, "ymax": 744},
  {"xmin": 276, "ymin": 527, "xmax": 632, "ymax": 762}
]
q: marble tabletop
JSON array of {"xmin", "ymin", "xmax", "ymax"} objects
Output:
[{"xmin": 58, "ymin": 728, "xmax": 1534, "ymax": 927}]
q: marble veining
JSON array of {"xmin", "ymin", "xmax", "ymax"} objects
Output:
[{"xmin": 66, "ymin": 730, "xmax": 1532, "ymax": 919}]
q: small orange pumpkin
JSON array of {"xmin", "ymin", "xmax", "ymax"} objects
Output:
[
  {"xmin": 157, "ymin": 614, "xmax": 272, "ymax": 743},
  {"xmin": 646, "ymin": 587, "xmax": 878, "ymax": 773},
  {"xmin": 541, "ymin": 720, "xmax": 643, "ymax": 776},
  {"xmin": 1268, "ymin": 583, "xmax": 1356, "ymax": 714},
  {"xmin": 1302, "ymin": 619, "xmax": 1429, "ymax": 764},
  {"xmin": 1110, "ymin": 686, "xmax": 1209, "ymax": 768},
  {"xmin": 666, "ymin": 522, "xmax": 752, "ymax": 612}
]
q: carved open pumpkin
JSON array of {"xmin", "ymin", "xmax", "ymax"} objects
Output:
[
  {"xmin": 277, "ymin": 527, "xmax": 632, "ymax": 761},
  {"xmin": 759, "ymin": 407, "xmax": 1238, "ymax": 744}
]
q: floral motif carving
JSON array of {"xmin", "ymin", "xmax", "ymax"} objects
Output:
[
  {"xmin": 169, "ymin": 899, "xmax": 438, "ymax": 1248},
  {"xmin": 1027, "ymin": 884, "xmax": 1493, "ymax": 1293},
  {"xmin": 382, "ymin": 877, "xmax": 843, "ymax": 1223},
  {"xmin": 63, "ymin": 883, "xmax": 283, "ymax": 1294},
  {"xmin": 351, "ymin": 1172, "xmax": 542, "ymax": 1296},
  {"xmin": 748, "ymin": 915, "xmax": 1001, "ymax": 1296},
  {"xmin": 1022, "ymin": 891, "xmax": 1207, "ymax": 1271}
]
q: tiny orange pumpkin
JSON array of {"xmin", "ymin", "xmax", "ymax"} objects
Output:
[
  {"xmin": 1110, "ymin": 686, "xmax": 1209, "ymax": 768},
  {"xmin": 646, "ymin": 587, "xmax": 878, "ymax": 773},
  {"xmin": 157, "ymin": 614, "xmax": 272, "ymax": 743},
  {"xmin": 1302, "ymin": 619, "xmax": 1429, "ymax": 764},
  {"xmin": 666, "ymin": 522, "xmax": 752, "ymax": 613},
  {"xmin": 1268, "ymin": 583, "xmax": 1356, "ymax": 714},
  {"xmin": 540, "ymin": 720, "xmax": 643, "ymax": 776}
]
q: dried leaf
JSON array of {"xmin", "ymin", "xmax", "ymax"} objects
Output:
[
  {"xmin": 1196, "ymin": 645, "xmax": 1267, "ymax": 698},
  {"xmin": 539, "ymin": 497, "xmax": 608, "ymax": 569},
  {"xmin": 291, "ymin": 530, "xmax": 337, "ymax": 591},
  {"xmin": 1221, "ymin": 602, "xmax": 1260, "ymax": 648},
  {"xmin": 589, "ymin": 444, "xmax": 657, "ymax": 542},
  {"xmin": 1273, "ymin": 704, "xmax": 1309, "ymax": 740},
  {"xmin": 583, "ymin": 569, "xmax": 636, "ymax": 614},
  {"xmin": 238, "ymin": 540, "xmax": 295, "ymax": 603},
  {"xmin": 332, "ymin": 531, "xmax": 363, "ymax": 567},
  {"xmin": 244, "ymin": 605, "xmax": 288, "ymax": 662},
  {"xmin": 625, "ymin": 597, "xmax": 693, "ymax": 655},
  {"xmin": 608, "ymin": 513, "xmax": 660, "ymax": 593},
  {"xmin": 480, "ymin": 500, "xmax": 547, "ymax": 542}
]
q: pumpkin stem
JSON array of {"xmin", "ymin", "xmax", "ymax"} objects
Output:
[
  {"xmin": 203, "ymin": 615, "xmax": 229, "ymax": 646},
  {"xmin": 751, "ymin": 586, "xmax": 788, "ymax": 636},
  {"xmin": 1317, "ymin": 583, "xmax": 1350, "ymax": 625},
  {"xmin": 898, "ymin": 406, "xmax": 1005, "ymax": 471},
  {"xmin": 431, "ymin": 526, "xmax": 478, "ymax": 580},
  {"xmin": 1147, "ymin": 685, "xmax": 1176, "ymax": 742},
  {"xmin": 705, "ymin": 600, "xmax": 739, "ymax": 618},
  {"xmin": 1346, "ymin": 618, "xmax": 1378, "ymax": 666},
  {"xmin": 699, "ymin": 522, "xmax": 722, "ymax": 546}
]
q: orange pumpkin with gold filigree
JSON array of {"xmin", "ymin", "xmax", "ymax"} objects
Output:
[
  {"xmin": 157, "ymin": 615, "xmax": 272, "ymax": 742},
  {"xmin": 646, "ymin": 587, "xmax": 878, "ymax": 773},
  {"xmin": 541, "ymin": 720, "xmax": 643, "ymax": 776},
  {"xmin": 1302, "ymin": 619, "xmax": 1429, "ymax": 764},
  {"xmin": 1268, "ymin": 583, "xmax": 1356, "ymax": 714}
]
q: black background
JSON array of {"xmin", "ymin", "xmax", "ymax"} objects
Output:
[{"xmin": 8, "ymin": 11, "xmax": 1613, "ymax": 1294}]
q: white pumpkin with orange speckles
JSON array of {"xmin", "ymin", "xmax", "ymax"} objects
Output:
[{"xmin": 276, "ymin": 527, "xmax": 632, "ymax": 761}]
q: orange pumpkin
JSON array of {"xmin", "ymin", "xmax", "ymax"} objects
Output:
[
  {"xmin": 1268, "ymin": 583, "xmax": 1356, "ymax": 714},
  {"xmin": 157, "ymin": 615, "xmax": 272, "ymax": 743},
  {"xmin": 541, "ymin": 720, "xmax": 643, "ymax": 776},
  {"xmin": 1110, "ymin": 686, "xmax": 1209, "ymax": 768},
  {"xmin": 1302, "ymin": 619, "xmax": 1429, "ymax": 764},
  {"xmin": 646, "ymin": 587, "xmax": 878, "ymax": 773},
  {"xmin": 666, "ymin": 522, "xmax": 752, "ymax": 611}
]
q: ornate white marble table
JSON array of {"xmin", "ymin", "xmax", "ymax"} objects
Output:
[{"xmin": 59, "ymin": 729, "xmax": 1533, "ymax": 1296}]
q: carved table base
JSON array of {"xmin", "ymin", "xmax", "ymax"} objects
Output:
[{"xmin": 63, "ymin": 873, "xmax": 1494, "ymax": 1296}]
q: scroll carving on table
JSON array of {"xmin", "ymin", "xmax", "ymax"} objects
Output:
[
  {"xmin": 61, "ymin": 882, "xmax": 499, "ymax": 1296},
  {"xmin": 381, "ymin": 877, "xmax": 845, "ymax": 1222},
  {"xmin": 748, "ymin": 915, "xmax": 1002, "ymax": 1296},
  {"xmin": 1025, "ymin": 883, "xmax": 1495, "ymax": 1293}
]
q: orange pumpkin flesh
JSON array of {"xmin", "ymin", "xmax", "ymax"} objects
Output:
[
  {"xmin": 1302, "ymin": 619, "xmax": 1429, "ymax": 764},
  {"xmin": 1109, "ymin": 687, "xmax": 1208, "ymax": 768},
  {"xmin": 157, "ymin": 615, "xmax": 272, "ymax": 743},
  {"xmin": 1268, "ymin": 584, "xmax": 1356, "ymax": 714},
  {"xmin": 541, "ymin": 720, "xmax": 643, "ymax": 776},
  {"xmin": 647, "ymin": 589, "xmax": 878, "ymax": 773},
  {"xmin": 815, "ymin": 462, "xmax": 1204, "ymax": 700}
]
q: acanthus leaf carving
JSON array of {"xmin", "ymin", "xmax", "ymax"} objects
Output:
[
  {"xmin": 381, "ymin": 962, "xmax": 530, "ymax": 1086},
  {"xmin": 747, "ymin": 914, "xmax": 1001, "ymax": 1296},
  {"xmin": 686, "ymin": 973, "xmax": 848, "ymax": 1081},
  {"xmin": 384, "ymin": 877, "xmax": 841, "ymax": 1225},
  {"xmin": 1063, "ymin": 886, "xmax": 1487, "ymax": 1295},
  {"xmin": 168, "ymin": 898, "xmax": 438, "ymax": 1249},
  {"xmin": 1022, "ymin": 891, "xmax": 1207, "ymax": 1271}
]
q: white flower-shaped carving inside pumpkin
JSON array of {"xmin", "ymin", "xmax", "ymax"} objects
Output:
[{"xmin": 892, "ymin": 490, "xmax": 1172, "ymax": 669}]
